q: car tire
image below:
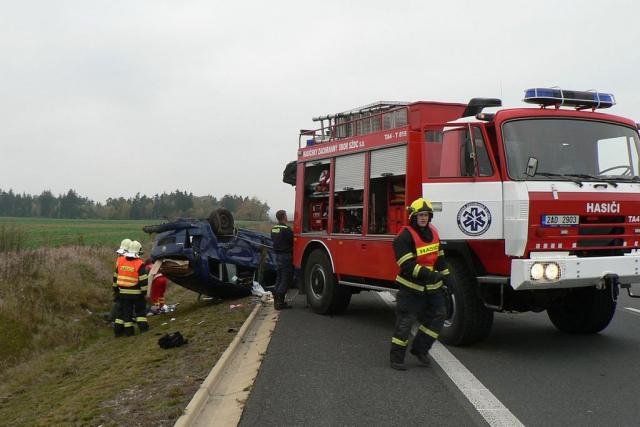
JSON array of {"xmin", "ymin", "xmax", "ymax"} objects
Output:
[
  {"xmin": 208, "ymin": 208, "xmax": 235, "ymax": 237},
  {"xmin": 304, "ymin": 249, "xmax": 351, "ymax": 314}
]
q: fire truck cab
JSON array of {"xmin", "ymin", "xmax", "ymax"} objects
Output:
[{"xmin": 286, "ymin": 89, "xmax": 640, "ymax": 345}]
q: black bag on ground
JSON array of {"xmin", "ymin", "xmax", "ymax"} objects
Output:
[{"xmin": 158, "ymin": 331, "xmax": 188, "ymax": 349}]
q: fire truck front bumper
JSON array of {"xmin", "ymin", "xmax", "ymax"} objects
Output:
[{"xmin": 510, "ymin": 253, "xmax": 640, "ymax": 291}]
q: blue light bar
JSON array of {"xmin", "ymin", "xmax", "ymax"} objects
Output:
[{"xmin": 523, "ymin": 88, "xmax": 615, "ymax": 110}]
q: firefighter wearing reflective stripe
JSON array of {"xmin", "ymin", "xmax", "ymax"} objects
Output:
[
  {"xmin": 390, "ymin": 198, "xmax": 450, "ymax": 370},
  {"xmin": 113, "ymin": 240, "xmax": 149, "ymax": 337},
  {"xmin": 109, "ymin": 238, "xmax": 132, "ymax": 323},
  {"xmin": 130, "ymin": 240, "xmax": 150, "ymax": 332}
]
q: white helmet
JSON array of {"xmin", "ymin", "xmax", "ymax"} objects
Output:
[
  {"xmin": 127, "ymin": 240, "xmax": 142, "ymax": 258},
  {"xmin": 117, "ymin": 238, "xmax": 132, "ymax": 255}
]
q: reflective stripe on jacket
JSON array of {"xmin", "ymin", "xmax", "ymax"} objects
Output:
[
  {"xmin": 115, "ymin": 257, "xmax": 148, "ymax": 295},
  {"xmin": 394, "ymin": 224, "xmax": 443, "ymax": 292},
  {"xmin": 404, "ymin": 225, "xmax": 439, "ymax": 270}
]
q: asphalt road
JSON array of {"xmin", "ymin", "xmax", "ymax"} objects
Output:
[
  {"xmin": 240, "ymin": 290, "xmax": 640, "ymax": 426},
  {"xmin": 446, "ymin": 291, "xmax": 640, "ymax": 426}
]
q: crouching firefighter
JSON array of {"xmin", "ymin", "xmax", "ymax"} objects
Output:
[
  {"xmin": 113, "ymin": 240, "xmax": 149, "ymax": 337},
  {"xmin": 390, "ymin": 198, "xmax": 451, "ymax": 371}
]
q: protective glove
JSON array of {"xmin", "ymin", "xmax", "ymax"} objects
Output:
[
  {"xmin": 441, "ymin": 272, "xmax": 452, "ymax": 288},
  {"xmin": 426, "ymin": 270, "xmax": 443, "ymax": 285}
]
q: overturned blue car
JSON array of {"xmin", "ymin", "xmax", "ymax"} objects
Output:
[{"xmin": 143, "ymin": 209, "xmax": 277, "ymax": 298}]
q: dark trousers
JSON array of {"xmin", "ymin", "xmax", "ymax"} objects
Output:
[
  {"xmin": 109, "ymin": 296, "xmax": 119, "ymax": 322},
  {"xmin": 391, "ymin": 288, "xmax": 447, "ymax": 360},
  {"xmin": 114, "ymin": 298, "xmax": 136, "ymax": 336},
  {"xmin": 134, "ymin": 297, "xmax": 149, "ymax": 332},
  {"xmin": 274, "ymin": 252, "xmax": 293, "ymax": 295}
]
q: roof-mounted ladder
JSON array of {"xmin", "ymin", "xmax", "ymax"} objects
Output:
[{"xmin": 312, "ymin": 101, "xmax": 409, "ymax": 122}]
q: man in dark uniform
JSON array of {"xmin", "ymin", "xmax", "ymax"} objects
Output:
[
  {"xmin": 390, "ymin": 198, "xmax": 451, "ymax": 370},
  {"xmin": 271, "ymin": 209, "xmax": 294, "ymax": 310}
]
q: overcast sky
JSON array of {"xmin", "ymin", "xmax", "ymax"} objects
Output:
[{"xmin": 2, "ymin": 0, "xmax": 639, "ymax": 215}]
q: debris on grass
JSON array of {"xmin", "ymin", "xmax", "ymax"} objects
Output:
[{"xmin": 0, "ymin": 286, "xmax": 254, "ymax": 425}]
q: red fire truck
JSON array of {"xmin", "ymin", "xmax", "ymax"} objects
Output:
[{"xmin": 284, "ymin": 88, "xmax": 640, "ymax": 345}]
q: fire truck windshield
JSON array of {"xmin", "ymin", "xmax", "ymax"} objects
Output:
[{"xmin": 502, "ymin": 119, "xmax": 640, "ymax": 182}]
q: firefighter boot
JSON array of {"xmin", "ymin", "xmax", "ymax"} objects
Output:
[
  {"xmin": 280, "ymin": 294, "xmax": 292, "ymax": 309},
  {"xmin": 390, "ymin": 344, "xmax": 407, "ymax": 371},
  {"xmin": 114, "ymin": 320, "xmax": 125, "ymax": 338},
  {"xmin": 410, "ymin": 348, "xmax": 431, "ymax": 366},
  {"xmin": 274, "ymin": 294, "xmax": 291, "ymax": 310},
  {"xmin": 137, "ymin": 321, "xmax": 149, "ymax": 333}
]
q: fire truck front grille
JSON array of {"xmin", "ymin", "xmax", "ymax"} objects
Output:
[
  {"xmin": 571, "ymin": 215, "xmax": 631, "ymax": 254},
  {"xmin": 576, "ymin": 238, "xmax": 624, "ymax": 248},
  {"xmin": 578, "ymin": 226, "xmax": 625, "ymax": 236},
  {"xmin": 579, "ymin": 215, "xmax": 625, "ymax": 224}
]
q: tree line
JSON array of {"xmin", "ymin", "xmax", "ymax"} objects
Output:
[{"xmin": 0, "ymin": 189, "xmax": 271, "ymax": 221}]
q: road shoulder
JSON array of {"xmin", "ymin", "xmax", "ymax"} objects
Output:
[{"xmin": 175, "ymin": 295, "xmax": 279, "ymax": 426}]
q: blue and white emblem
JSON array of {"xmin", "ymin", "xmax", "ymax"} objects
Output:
[{"xmin": 457, "ymin": 202, "xmax": 491, "ymax": 236}]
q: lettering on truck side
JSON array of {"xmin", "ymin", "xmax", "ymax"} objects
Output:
[
  {"xmin": 301, "ymin": 139, "xmax": 366, "ymax": 158},
  {"xmin": 586, "ymin": 202, "xmax": 620, "ymax": 213},
  {"xmin": 338, "ymin": 140, "xmax": 365, "ymax": 151},
  {"xmin": 384, "ymin": 130, "xmax": 408, "ymax": 140}
]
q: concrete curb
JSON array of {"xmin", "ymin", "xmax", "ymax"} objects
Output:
[{"xmin": 174, "ymin": 295, "xmax": 269, "ymax": 427}]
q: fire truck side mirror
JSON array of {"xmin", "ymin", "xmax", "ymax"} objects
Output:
[
  {"xmin": 461, "ymin": 98, "xmax": 502, "ymax": 118},
  {"xmin": 525, "ymin": 157, "xmax": 539, "ymax": 177}
]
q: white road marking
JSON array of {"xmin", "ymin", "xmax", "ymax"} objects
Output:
[
  {"xmin": 378, "ymin": 291, "xmax": 524, "ymax": 427},
  {"xmin": 624, "ymin": 307, "xmax": 640, "ymax": 315}
]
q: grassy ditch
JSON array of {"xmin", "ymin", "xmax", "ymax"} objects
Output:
[
  {"xmin": 0, "ymin": 246, "xmax": 256, "ymax": 426},
  {"xmin": 0, "ymin": 246, "xmax": 115, "ymax": 367}
]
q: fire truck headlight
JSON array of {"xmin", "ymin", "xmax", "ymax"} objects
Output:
[
  {"xmin": 544, "ymin": 263, "xmax": 560, "ymax": 281},
  {"xmin": 530, "ymin": 263, "xmax": 545, "ymax": 280}
]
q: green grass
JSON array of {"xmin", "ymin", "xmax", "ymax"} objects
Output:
[
  {"xmin": 0, "ymin": 217, "xmax": 273, "ymax": 425},
  {"xmin": 236, "ymin": 220, "xmax": 273, "ymax": 234},
  {"xmin": 0, "ymin": 217, "xmax": 154, "ymax": 250},
  {"xmin": 0, "ymin": 217, "xmax": 274, "ymax": 250},
  {"xmin": 0, "ymin": 288, "xmax": 255, "ymax": 426},
  {"xmin": 0, "ymin": 246, "xmax": 118, "ymax": 368},
  {"xmin": 0, "ymin": 242, "xmax": 256, "ymax": 425}
]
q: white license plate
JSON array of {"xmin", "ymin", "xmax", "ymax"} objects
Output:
[{"xmin": 542, "ymin": 215, "xmax": 579, "ymax": 226}]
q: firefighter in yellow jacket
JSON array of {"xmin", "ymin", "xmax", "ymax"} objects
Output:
[
  {"xmin": 390, "ymin": 198, "xmax": 450, "ymax": 370},
  {"xmin": 113, "ymin": 240, "xmax": 149, "ymax": 337}
]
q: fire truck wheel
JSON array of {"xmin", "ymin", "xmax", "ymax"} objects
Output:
[
  {"xmin": 440, "ymin": 257, "xmax": 493, "ymax": 346},
  {"xmin": 304, "ymin": 249, "xmax": 351, "ymax": 314},
  {"xmin": 547, "ymin": 284, "xmax": 617, "ymax": 333},
  {"xmin": 208, "ymin": 208, "xmax": 235, "ymax": 237}
]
